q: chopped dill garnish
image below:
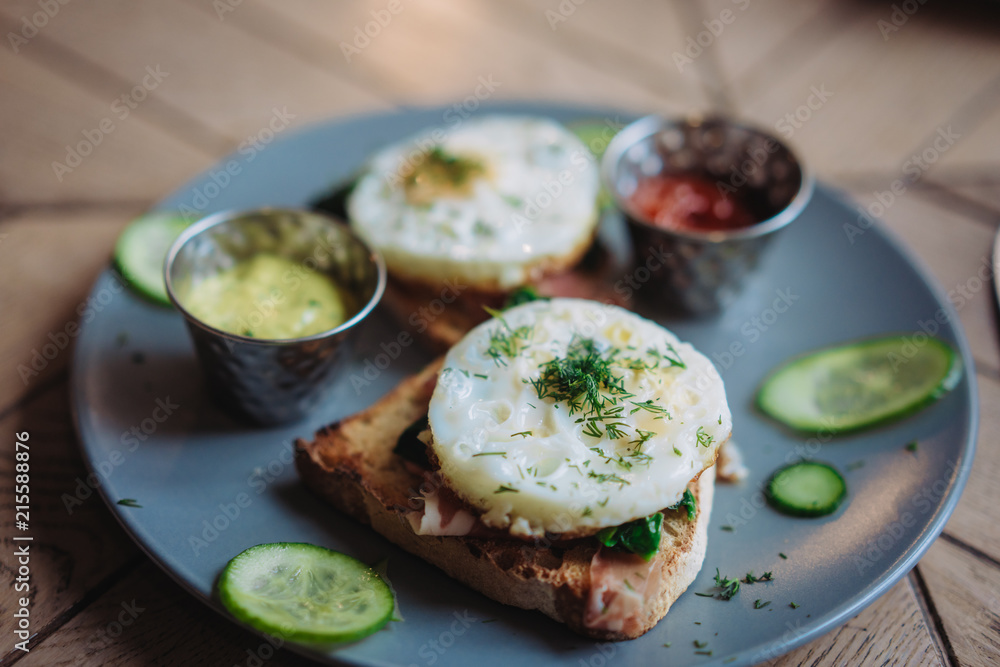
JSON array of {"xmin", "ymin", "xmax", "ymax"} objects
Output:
[
  {"xmin": 720, "ymin": 525, "xmax": 734, "ymax": 532},
  {"xmin": 905, "ymin": 440, "xmax": 919, "ymax": 453},
  {"xmin": 673, "ymin": 445, "xmax": 683, "ymax": 456},
  {"xmin": 629, "ymin": 429, "xmax": 656, "ymax": 447},
  {"xmin": 694, "ymin": 639, "xmax": 708, "ymax": 649},
  {"xmin": 696, "ymin": 426, "xmax": 714, "ymax": 448},
  {"xmin": 779, "ymin": 552, "xmax": 788, "ymax": 559},
  {"xmin": 483, "ymin": 309, "xmax": 533, "ymax": 366},
  {"xmin": 743, "ymin": 571, "xmax": 774, "ymax": 584},
  {"xmin": 789, "ymin": 601, "xmax": 800, "ymax": 609},
  {"xmin": 474, "ymin": 373, "xmax": 489, "ymax": 379},
  {"xmin": 530, "ymin": 336, "xmax": 631, "ymax": 427},
  {"xmin": 472, "ymin": 452, "xmax": 507, "ymax": 458},
  {"xmin": 511, "ymin": 431, "xmax": 533, "ymax": 438},
  {"xmin": 754, "ymin": 599, "xmax": 771, "ymax": 610},
  {"xmin": 494, "ymin": 485, "xmax": 519, "ymax": 494},
  {"xmin": 629, "ymin": 399, "xmax": 669, "ymax": 416},
  {"xmin": 628, "ymin": 451, "xmax": 654, "ymax": 466},
  {"xmin": 714, "ymin": 569, "xmax": 741, "ymax": 600},
  {"xmin": 581, "ymin": 506, "xmax": 593, "ymax": 517},
  {"xmin": 587, "ymin": 470, "xmax": 630, "ymax": 488}
]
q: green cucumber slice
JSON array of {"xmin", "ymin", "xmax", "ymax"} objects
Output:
[
  {"xmin": 567, "ymin": 120, "xmax": 619, "ymax": 160},
  {"xmin": 765, "ymin": 462, "xmax": 846, "ymax": 517},
  {"xmin": 218, "ymin": 543, "xmax": 395, "ymax": 644},
  {"xmin": 567, "ymin": 120, "xmax": 620, "ymax": 210},
  {"xmin": 756, "ymin": 335, "xmax": 962, "ymax": 434},
  {"xmin": 113, "ymin": 211, "xmax": 191, "ymax": 306}
]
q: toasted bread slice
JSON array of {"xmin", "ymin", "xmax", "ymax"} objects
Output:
[
  {"xmin": 380, "ymin": 240, "xmax": 630, "ymax": 352},
  {"xmin": 295, "ymin": 358, "xmax": 715, "ymax": 640}
]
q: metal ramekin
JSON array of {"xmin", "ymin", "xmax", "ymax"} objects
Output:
[
  {"xmin": 602, "ymin": 115, "xmax": 814, "ymax": 314},
  {"xmin": 164, "ymin": 208, "xmax": 386, "ymax": 425}
]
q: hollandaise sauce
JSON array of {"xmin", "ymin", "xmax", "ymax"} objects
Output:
[{"xmin": 183, "ymin": 253, "xmax": 351, "ymax": 339}]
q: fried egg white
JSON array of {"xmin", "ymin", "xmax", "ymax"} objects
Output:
[
  {"xmin": 347, "ymin": 115, "xmax": 600, "ymax": 291},
  {"xmin": 427, "ymin": 298, "xmax": 731, "ymax": 538}
]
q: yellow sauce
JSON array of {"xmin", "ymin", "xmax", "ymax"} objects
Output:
[{"xmin": 183, "ymin": 253, "xmax": 350, "ymax": 339}]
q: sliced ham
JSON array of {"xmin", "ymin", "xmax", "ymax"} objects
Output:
[
  {"xmin": 584, "ymin": 547, "xmax": 659, "ymax": 634},
  {"xmin": 406, "ymin": 476, "xmax": 479, "ymax": 536}
]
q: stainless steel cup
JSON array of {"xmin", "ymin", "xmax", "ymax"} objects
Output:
[
  {"xmin": 164, "ymin": 208, "xmax": 386, "ymax": 425},
  {"xmin": 602, "ymin": 115, "xmax": 813, "ymax": 314}
]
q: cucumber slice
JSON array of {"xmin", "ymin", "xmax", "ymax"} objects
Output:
[
  {"xmin": 113, "ymin": 211, "xmax": 191, "ymax": 306},
  {"xmin": 757, "ymin": 335, "xmax": 961, "ymax": 434},
  {"xmin": 567, "ymin": 120, "xmax": 620, "ymax": 210},
  {"xmin": 218, "ymin": 543, "xmax": 395, "ymax": 644},
  {"xmin": 567, "ymin": 120, "xmax": 618, "ymax": 160},
  {"xmin": 765, "ymin": 462, "xmax": 846, "ymax": 517}
]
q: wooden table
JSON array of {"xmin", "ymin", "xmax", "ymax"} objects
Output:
[{"xmin": 1, "ymin": 1, "xmax": 998, "ymax": 665}]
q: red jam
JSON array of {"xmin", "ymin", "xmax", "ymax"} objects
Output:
[{"xmin": 629, "ymin": 174, "xmax": 755, "ymax": 232}]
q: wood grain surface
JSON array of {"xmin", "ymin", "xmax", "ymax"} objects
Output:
[{"xmin": 0, "ymin": 0, "xmax": 997, "ymax": 665}]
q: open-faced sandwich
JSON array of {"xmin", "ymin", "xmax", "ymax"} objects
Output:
[
  {"xmin": 331, "ymin": 115, "xmax": 622, "ymax": 349},
  {"xmin": 296, "ymin": 297, "xmax": 733, "ymax": 639}
]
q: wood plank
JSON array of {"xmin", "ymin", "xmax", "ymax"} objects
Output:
[
  {"xmin": 843, "ymin": 187, "xmax": 1000, "ymax": 375},
  {"xmin": 0, "ymin": 209, "xmax": 137, "ymax": 410},
  {"xmin": 251, "ymin": 0, "xmax": 701, "ymax": 114},
  {"xmin": 13, "ymin": 561, "xmax": 311, "ymax": 667},
  {"xmin": 724, "ymin": 3, "xmax": 1000, "ymax": 178},
  {"xmin": 0, "ymin": 0, "xmax": 391, "ymax": 143},
  {"xmin": 696, "ymin": 0, "xmax": 848, "ymax": 106},
  {"xmin": 0, "ymin": 46, "xmax": 213, "ymax": 206},
  {"xmin": 917, "ymin": 537, "xmax": 1000, "ymax": 667},
  {"xmin": 929, "ymin": 100, "xmax": 1000, "ymax": 176},
  {"xmin": 761, "ymin": 576, "xmax": 944, "ymax": 667},
  {"xmin": 0, "ymin": 382, "xmax": 139, "ymax": 655},
  {"xmin": 469, "ymin": 0, "xmax": 707, "ymax": 107},
  {"xmin": 940, "ymin": 372, "xmax": 1000, "ymax": 562}
]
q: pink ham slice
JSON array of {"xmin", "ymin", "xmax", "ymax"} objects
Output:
[
  {"xmin": 584, "ymin": 547, "xmax": 659, "ymax": 634},
  {"xmin": 406, "ymin": 471, "xmax": 479, "ymax": 536}
]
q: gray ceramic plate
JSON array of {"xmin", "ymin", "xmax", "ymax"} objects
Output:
[{"xmin": 71, "ymin": 103, "xmax": 978, "ymax": 667}]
